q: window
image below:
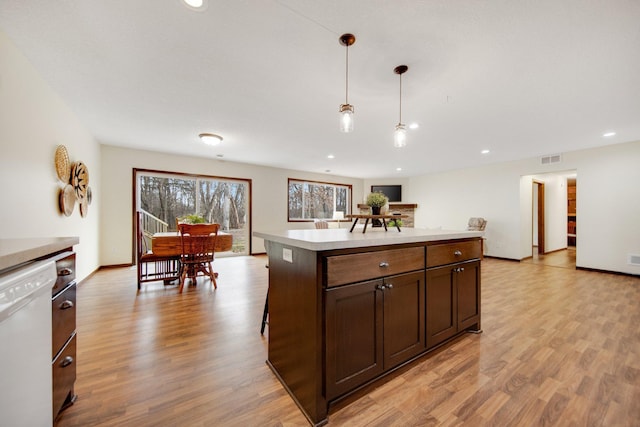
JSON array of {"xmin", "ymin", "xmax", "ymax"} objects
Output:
[
  {"xmin": 135, "ymin": 169, "xmax": 251, "ymax": 255},
  {"xmin": 288, "ymin": 178, "xmax": 351, "ymax": 221}
]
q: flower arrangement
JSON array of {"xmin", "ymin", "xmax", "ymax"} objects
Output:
[{"xmin": 366, "ymin": 192, "xmax": 388, "ymax": 208}]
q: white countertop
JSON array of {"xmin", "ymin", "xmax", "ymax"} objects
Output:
[
  {"xmin": 0, "ymin": 237, "xmax": 79, "ymax": 272},
  {"xmin": 254, "ymin": 227, "xmax": 482, "ymax": 251}
]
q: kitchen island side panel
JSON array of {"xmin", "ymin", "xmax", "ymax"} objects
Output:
[{"xmin": 266, "ymin": 241, "xmax": 327, "ymax": 425}]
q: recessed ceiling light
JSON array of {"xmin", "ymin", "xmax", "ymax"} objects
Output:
[
  {"xmin": 182, "ymin": 0, "xmax": 208, "ymax": 11},
  {"xmin": 199, "ymin": 133, "xmax": 223, "ymax": 146},
  {"xmin": 409, "ymin": 123, "xmax": 419, "ymax": 130},
  {"xmin": 603, "ymin": 131, "xmax": 616, "ymax": 137},
  {"xmin": 396, "ymin": 167, "xmax": 402, "ymax": 172},
  {"xmin": 481, "ymin": 149, "xmax": 490, "ymax": 154},
  {"xmin": 327, "ymin": 154, "xmax": 335, "ymax": 159}
]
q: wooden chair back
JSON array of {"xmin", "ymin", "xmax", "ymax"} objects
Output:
[
  {"xmin": 178, "ymin": 223, "xmax": 219, "ymax": 262},
  {"xmin": 314, "ymin": 220, "xmax": 329, "ymax": 229}
]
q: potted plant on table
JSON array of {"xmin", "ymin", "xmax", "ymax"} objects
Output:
[
  {"xmin": 177, "ymin": 214, "xmax": 206, "ymax": 225},
  {"xmin": 366, "ymin": 192, "xmax": 388, "ymax": 216}
]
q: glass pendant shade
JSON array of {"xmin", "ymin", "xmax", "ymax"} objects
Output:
[
  {"xmin": 339, "ymin": 104, "xmax": 354, "ymax": 133},
  {"xmin": 394, "ymin": 124, "xmax": 407, "ymax": 148},
  {"xmin": 339, "ymin": 34, "xmax": 356, "ymax": 133},
  {"xmin": 393, "ymin": 65, "xmax": 409, "ymax": 148}
]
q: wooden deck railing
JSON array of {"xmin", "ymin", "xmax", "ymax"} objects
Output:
[{"xmin": 139, "ymin": 209, "xmax": 170, "ymax": 249}]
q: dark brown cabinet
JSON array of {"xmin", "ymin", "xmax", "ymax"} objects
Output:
[
  {"xmin": 52, "ymin": 251, "xmax": 77, "ymax": 421},
  {"xmin": 426, "ymin": 260, "xmax": 480, "ymax": 348},
  {"xmin": 325, "ymin": 270, "xmax": 425, "ymax": 399},
  {"xmin": 263, "ymin": 236, "xmax": 481, "ymax": 426}
]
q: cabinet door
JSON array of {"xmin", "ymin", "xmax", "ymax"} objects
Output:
[
  {"xmin": 326, "ymin": 279, "xmax": 384, "ymax": 400},
  {"xmin": 426, "ymin": 265, "xmax": 457, "ymax": 348},
  {"xmin": 457, "ymin": 260, "xmax": 481, "ymax": 331},
  {"xmin": 383, "ymin": 271, "xmax": 426, "ymax": 369}
]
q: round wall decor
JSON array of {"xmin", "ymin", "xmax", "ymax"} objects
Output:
[{"xmin": 71, "ymin": 161, "xmax": 89, "ymax": 200}]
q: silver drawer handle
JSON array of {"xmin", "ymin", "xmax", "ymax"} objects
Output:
[
  {"xmin": 386, "ymin": 283, "xmax": 394, "ymax": 289},
  {"xmin": 60, "ymin": 300, "xmax": 74, "ymax": 310},
  {"xmin": 376, "ymin": 284, "xmax": 386, "ymax": 291},
  {"xmin": 454, "ymin": 250, "xmax": 462, "ymax": 256},
  {"xmin": 61, "ymin": 356, "xmax": 74, "ymax": 368},
  {"xmin": 58, "ymin": 268, "xmax": 73, "ymax": 276},
  {"xmin": 379, "ymin": 262, "xmax": 389, "ymax": 268}
]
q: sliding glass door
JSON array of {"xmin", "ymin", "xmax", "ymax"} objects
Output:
[{"xmin": 135, "ymin": 169, "xmax": 251, "ymax": 256}]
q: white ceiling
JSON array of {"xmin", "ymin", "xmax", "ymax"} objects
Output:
[{"xmin": 1, "ymin": 0, "xmax": 639, "ymax": 178}]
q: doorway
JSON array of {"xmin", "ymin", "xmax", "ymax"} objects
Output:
[
  {"xmin": 533, "ymin": 180, "xmax": 545, "ymax": 255},
  {"xmin": 523, "ymin": 171, "xmax": 577, "ymax": 269}
]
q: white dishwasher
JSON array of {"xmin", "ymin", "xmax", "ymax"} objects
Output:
[{"xmin": 0, "ymin": 259, "xmax": 56, "ymax": 427}]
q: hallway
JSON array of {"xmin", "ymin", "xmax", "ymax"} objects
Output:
[{"xmin": 522, "ymin": 247, "xmax": 576, "ymax": 269}]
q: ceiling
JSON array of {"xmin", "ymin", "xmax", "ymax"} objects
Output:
[{"xmin": 1, "ymin": 0, "xmax": 639, "ymax": 178}]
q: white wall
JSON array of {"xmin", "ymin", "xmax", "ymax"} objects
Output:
[
  {"xmin": 407, "ymin": 141, "xmax": 640, "ymax": 275},
  {"xmin": 0, "ymin": 30, "xmax": 100, "ymax": 281},
  {"xmin": 407, "ymin": 161, "xmax": 523, "ymax": 258},
  {"xmin": 100, "ymin": 145, "xmax": 364, "ymax": 265}
]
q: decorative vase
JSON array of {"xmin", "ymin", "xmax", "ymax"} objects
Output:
[{"xmin": 370, "ymin": 206, "xmax": 382, "ymax": 226}]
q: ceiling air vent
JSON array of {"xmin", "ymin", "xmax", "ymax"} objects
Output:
[
  {"xmin": 628, "ymin": 254, "xmax": 640, "ymax": 266},
  {"xmin": 541, "ymin": 154, "xmax": 562, "ymax": 165}
]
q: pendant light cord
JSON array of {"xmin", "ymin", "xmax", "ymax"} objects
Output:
[
  {"xmin": 398, "ymin": 73, "xmax": 402, "ymax": 124},
  {"xmin": 345, "ymin": 44, "xmax": 349, "ymax": 104}
]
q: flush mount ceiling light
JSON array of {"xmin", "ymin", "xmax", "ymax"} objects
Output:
[
  {"xmin": 199, "ymin": 133, "xmax": 223, "ymax": 146},
  {"xmin": 393, "ymin": 65, "xmax": 408, "ymax": 148},
  {"xmin": 338, "ymin": 33, "xmax": 356, "ymax": 133},
  {"xmin": 182, "ymin": 0, "xmax": 208, "ymax": 10},
  {"xmin": 603, "ymin": 131, "xmax": 616, "ymax": 137}
]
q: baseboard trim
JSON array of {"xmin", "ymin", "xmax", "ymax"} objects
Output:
[{"xmin": 576, "ymin": 266, "xmax": 639, "ymax": 278}]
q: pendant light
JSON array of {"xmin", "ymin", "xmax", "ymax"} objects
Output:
[
  {"xmin": 393, "ymin": 65, "xmax": 408, "ymax": 148},
  {"xmin": 339, "ymin": 33, "xmax": 356, "ymax": 133}
]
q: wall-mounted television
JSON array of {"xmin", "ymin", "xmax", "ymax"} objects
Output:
[{"xmin": 370, "ymin": 185, "xmax": 402, "ymax": 202}]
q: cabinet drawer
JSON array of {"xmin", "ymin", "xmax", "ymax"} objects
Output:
[
  {"xmin": 52, "ymin": 283, "xmax": 76, "ymax": 358},
  {"xmin": 427, "ymin": 240, "xmax": 481, "ymax": 268},
  {"xmin": 326, "ymin": 246, "xmax": 424, "ymax": 287},
  {"xmin": 53, "ymin": 333, "xmax": 77, "ymax": 419},
  {"xmin": 52, "ymin": 252, "xmax": 75, "ymax": 297}
]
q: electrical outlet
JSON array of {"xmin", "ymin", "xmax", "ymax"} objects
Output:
[{"xmin": 283, "ymin": 248, "xmax": 293, "ymax": 263}]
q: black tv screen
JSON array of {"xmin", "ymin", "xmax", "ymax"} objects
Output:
[{"xmin": 371, "ymin": 185, "xmax": 402, "ymax": 202}]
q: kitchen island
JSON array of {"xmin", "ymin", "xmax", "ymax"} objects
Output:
[{"xmin": 254, "ymin": 228, "xmax": 483, "ymax": 426}]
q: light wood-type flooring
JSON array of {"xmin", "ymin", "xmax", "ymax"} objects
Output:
[
  {"xmin": 522, "ymin": 247, "xmax": 577, "ymax": 270},
  {"xmin": 56, "ymin": 254, "xmax": 640, "ymax": 426}
]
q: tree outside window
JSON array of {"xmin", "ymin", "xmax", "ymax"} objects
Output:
[
  {"xmin": 288, "ymin": 179, "xmax": 351, "ymax": 221},
  {"xmin": 136, "ymin": 170, "xmax": 250, "ymax": 255}
]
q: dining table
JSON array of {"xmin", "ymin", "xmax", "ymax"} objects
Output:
[{"xmin": 151, "ymin": 231, "xmax": 233, "ymax": 256}]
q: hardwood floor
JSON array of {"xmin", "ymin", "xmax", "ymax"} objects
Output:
[
  {"xmin": 56, "ymin": 255, "xmax": 640, "ymax": 426},
  {"xmin": 522, "ymin": 247, "xmax": 576, "ymax": 269}
]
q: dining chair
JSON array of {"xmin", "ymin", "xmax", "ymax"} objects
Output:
[
  {"xmin": 178, "ymin": 223, "xmax": 220, "ymax": 292},
  {"xmin": 136, "ymin": 211, "xmax": 180, "ymax": 289},
  {"xmin": 467, "ymin": 217, "xmax": 487, "ymax": 231},
  {"xmin": 314, "ymin": 219, "xmax": 329, "ymax": 229}
]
